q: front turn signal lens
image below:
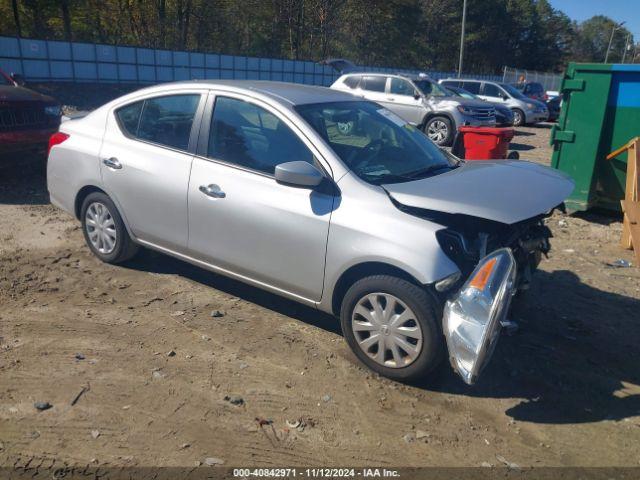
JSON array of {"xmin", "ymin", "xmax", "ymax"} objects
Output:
[{"xmin": 468, "ymin": 257, "xmax": 497, "ymax": 291}]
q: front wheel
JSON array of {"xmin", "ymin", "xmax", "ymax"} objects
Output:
[
  {"xmin": 340, "ymin": 275, "xmax": 443, "ymax": 382},
  {"xmin": 424, "ymin": 116, "xmax": 454, "ymax": 146},
  {"xmin": 512, "ymin": 108, "xmax": 525, "ymax": 127}
]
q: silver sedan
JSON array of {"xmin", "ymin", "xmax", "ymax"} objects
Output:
[{"xmin": 47, "ymin": 81, "xmax": 573, "ymax": 385}]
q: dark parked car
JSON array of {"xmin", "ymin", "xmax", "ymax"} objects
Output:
[
  {"xmin": 545, "ymin": 95, "xmax": 561, "ymax": 122},
  {"xmin": 513, "ymin": 81, "xmax": 547, "ymax": 102},
  {"xmin": 445, "ymin": 85, "xmax": 514, "ymax": 127},
  {"xmin": 0, "ymin": 68, "xmax": 61, "ymax": 159}
]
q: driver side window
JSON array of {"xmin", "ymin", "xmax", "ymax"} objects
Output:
[
  {"xmin": 208, "ymin": 96, "xmax": 314, "ymax": 176},
  {"xmin": 483, "ymin": 83, "xmax": 503, "ymax": 98},
  {"xmin": 389, "ymin": 78, "xmax": 415, "ymax": 96}
]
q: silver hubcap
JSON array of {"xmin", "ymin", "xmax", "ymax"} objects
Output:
[
  {"xmin": 85, "ymin": 202, "xmax": 117, "ymax": 255},
  {"xmin": 427, "ymin": 120, "xmax": 448, "ymax": 143},
  {"xmin": 513, "ymin": 111, "xmax": 522, "ymax": 125},
  {"xmin": 351, "ymin": 293, "xmax": 423, "ymax": 368}
]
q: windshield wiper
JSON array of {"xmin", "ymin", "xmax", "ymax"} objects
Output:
[{"xmin": 404, "ymin": 164, "xmax": 455, "ymax": 179}]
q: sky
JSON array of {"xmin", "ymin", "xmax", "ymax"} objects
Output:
[{"xmin": 549, "ymin": 0, "xmax": 640, "ymax": 38}]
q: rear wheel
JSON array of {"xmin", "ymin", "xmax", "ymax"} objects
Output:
[
  {"xmin": 512, "ymin": 108, "xmax": 525, "ymax": 127},
  {"xmin": 424, "ymin": 116, "xmax": 453, "ymax": 146},
  {"xmin": 80, "ymin": 192, "xmax": 138, "ymax": 264},
  {"xmin": 340, "ymin": 275, "xmax": 443, "ymax": 382}
]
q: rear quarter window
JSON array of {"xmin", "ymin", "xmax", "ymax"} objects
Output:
[
  {"xmin": 115, "ymin": 101, "xmax": 143, "ymax": 137},
  {"xmin": 343, "ymin": 76, "xmax": 360, "ymax": 89}
]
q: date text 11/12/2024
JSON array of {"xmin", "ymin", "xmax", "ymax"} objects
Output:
[{"xmin": 232, "ymin": 468, "xmax": 401, "ymax": 477}]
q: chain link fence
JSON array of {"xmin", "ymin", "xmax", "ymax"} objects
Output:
[{"xmin": 502, "ymin": 66, "xmax": 563, "ymax": 92}]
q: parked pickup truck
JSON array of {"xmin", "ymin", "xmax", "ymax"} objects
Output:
[{"xmin": 0, "ymin": 68, "xmax": 61, "ymax": 159}]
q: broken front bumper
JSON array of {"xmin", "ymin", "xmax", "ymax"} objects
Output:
[{"xmin": 442, "ymin": 248, "xmax": 517, "ymax": 385}]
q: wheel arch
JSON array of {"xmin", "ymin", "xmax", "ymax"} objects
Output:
[
  {"xmin": 74, "ymin": 185, "xmax": 107, "ymax": 219},
  {"xmin": 74, "ymin": 185, "xmax": 136, "ymax": 239},
  {"xmin": 330, "ymin": 261, "xmax": 426, "ymax": 317}
]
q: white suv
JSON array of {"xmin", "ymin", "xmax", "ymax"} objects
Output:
[{"xmin": 331, "ymin": 73, "xmax": 496, "ymax": 146}]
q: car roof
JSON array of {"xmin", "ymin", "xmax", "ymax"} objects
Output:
[
  {"xmin": 128, "ymin": 80, "xmax": 358, "ymax": 106},
  {"xmin": 441, "ymin": 78, "xmax": 486, "ymax": 83},
  {"xmin": 342, "ymin": 72, "xmax": 429, "ymax": 81}
]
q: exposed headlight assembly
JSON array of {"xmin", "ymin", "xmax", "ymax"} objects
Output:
[
  {"xmin": 45, "ymin": 105, "xmax": 62, "ymax": 116},
  {"xmin": 442, "ymin": 248, "xmax": 517, "ymax": 385}
]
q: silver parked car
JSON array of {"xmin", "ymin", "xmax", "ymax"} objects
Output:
[
  {"xmin": 439, "ymin": 78, "xmax": 548, "ymax": 127},
  {"xmin": 47, "ymin": 81, "xmax": 573, "ymax": 385},
  {"xmin": 331, "ymin": 73, "xmax": 496, "ymax": 146}
]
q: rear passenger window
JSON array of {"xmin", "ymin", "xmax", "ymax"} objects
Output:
[
  {"xmin": 361, "ymin": 76, "xmax": 386, "ymax": 92},
  {"xmin": 461, "ymin": 81, "xmax": 480, "ymax": 94},
  {"xmin": 136, "ymin": 95, "xmax": 200, "ymax": 150},
  {"xmin": 208, "ymin": 96, "xmax": 313, "ymax": 175},
  {"xmin": 343, "ymin": 76, "xmax": 360, "ymax": 89},
  {"xmin": 115, "ymin": 101, "xmax": 143, "ymax": 137}
]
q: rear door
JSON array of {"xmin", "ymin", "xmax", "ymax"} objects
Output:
[
  {"xmin": 100, "ymin": 91, "xmax": 205, "ymax": 252},
  {"xmin": 187, "ymin": 93, "xmax": 335, "ymax": 302},
  {"xmin": 357, "ymin": 75, "xmax": 390, "ymax": 104},
  {"xmin": 385, "ymin": 77, "xmax": 424, "ymax": 125}
]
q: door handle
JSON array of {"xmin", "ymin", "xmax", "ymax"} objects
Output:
[
  {"xmin": 199, "ymin": 184, "xmax": 226, "ymax": 198},
  {"xmin": 386, "ymin": 97, "xmax": 395, "ymax": 101},
  {"xmin": 102, "ymin": 157, "xmax": 122, "ymax": 170}
]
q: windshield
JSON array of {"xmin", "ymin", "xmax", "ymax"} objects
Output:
[
  {"xmin": 414, "ymin": 80, "xmax": 451, "ymax": 97},
  {"xmin": 296, "ymin": 101, "xmax": 456, "ymax": 185},
  {"xmin": 500, "ymin": 83, "xmax": 527, "ymax": 100}
]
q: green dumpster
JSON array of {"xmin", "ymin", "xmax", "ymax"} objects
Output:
[{"xmin": 550, "ymin": 63, "xmax": 640, "ymax": 211}]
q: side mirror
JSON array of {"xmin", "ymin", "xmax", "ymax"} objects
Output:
[
  {"xmin": 275, "ymin": 161, "xmax": 324, "ymax": 188},
  {"xmin": 502, "ymin": 94, "xmax": 509, "ymax": 101},
  {"xmin": 413, "ymin": 91, "xmax": 421, "ymax": 100},
  {"xmin": 11, "ymin": 73, "xmax": 25, "ymax": 86}
]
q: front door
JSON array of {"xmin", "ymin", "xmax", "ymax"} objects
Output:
[
  {"xmin": 100, "ymin": 92, "xmax": 204, "ymax": 251},
  {"xmin": 187, "ymin": 94, "xmax": 335, "ymax": 302},
  {"xmin": 479, "ymin": 83, "xmax": 508, "ymax": 104}
]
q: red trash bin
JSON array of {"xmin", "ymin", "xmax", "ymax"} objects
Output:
[{"xmin": 457, "ymin": 126, "xmax": 515, "ymax": 160}]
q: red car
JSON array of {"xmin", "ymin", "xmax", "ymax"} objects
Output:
[{"xmin": 0, "ymin": 68, "xmax": 61, "ymax": 159}]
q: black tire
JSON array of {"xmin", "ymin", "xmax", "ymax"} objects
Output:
[
  {"xmin": 340, "ymin": 275, "xmax": 443, "ymax": 382},
  {"xmin": 424, "ymin": 116, "xmax": 454, "ymax": 146},
  {"xmin": 512, "ymin": 108, "xmax": 525, "ymax": 127},
  {"xmin": 80, "ymin": 192, "xmax": 139, "ymax": 264}
]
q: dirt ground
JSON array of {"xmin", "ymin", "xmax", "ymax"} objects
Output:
[{"xmin": 1, "ymin": 124, "xmax": 640, "ymax": 473}]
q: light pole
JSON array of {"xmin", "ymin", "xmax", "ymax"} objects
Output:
[
  {"xmin": 457, "ymin": 0, "xmax": 467, "ymax": 78},
  {"xmin": 621, "ymin": 33, "xmax": 632, "ymax": 63},
  {"xmin": 605, "ymin": 21, "xmax": 625, "ymax": 63}
]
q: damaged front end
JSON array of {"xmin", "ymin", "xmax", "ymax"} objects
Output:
[{"xmin": 394, "ymin": 200, "xmax": 560, "ymax": 385}]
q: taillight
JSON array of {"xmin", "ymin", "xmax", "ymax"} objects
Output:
[{"xmin": 48, "ymin": 132, "xmax": 69, "ymax": 156}]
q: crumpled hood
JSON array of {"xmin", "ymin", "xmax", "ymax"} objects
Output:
[
  {"xmin": 383, "ymin": 160, "xmax": 574, "ymax": 225},
  {"xmin": 0, "ymin": 85, "xmax": 56, "ymax": 104}
]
